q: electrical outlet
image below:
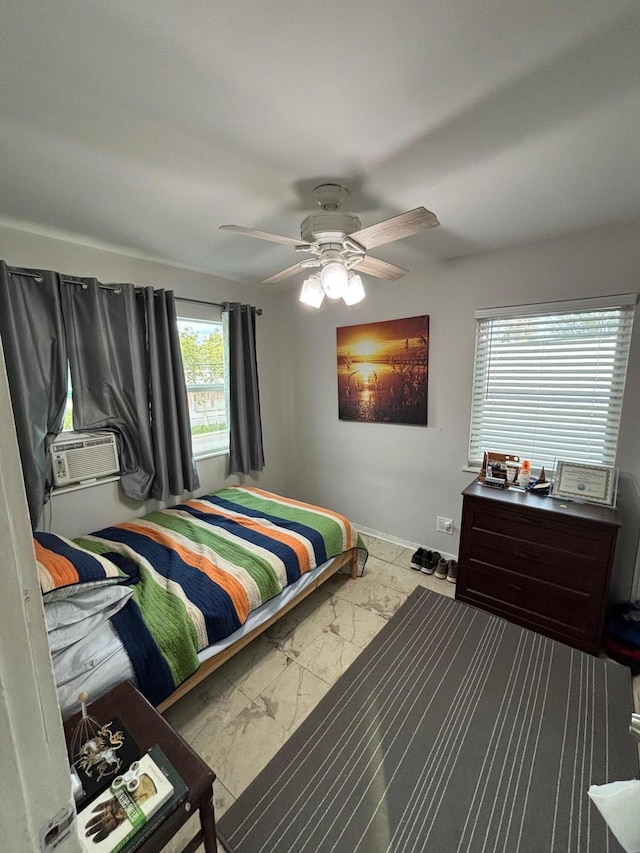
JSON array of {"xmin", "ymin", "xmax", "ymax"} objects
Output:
[{"xmin": 437, "ymin": 516, "xmax": 454, "ymax": 534}]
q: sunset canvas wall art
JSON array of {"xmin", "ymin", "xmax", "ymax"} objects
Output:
[{"xmin": 337, "ymin": 315, "xmax": 429, "ymax": 425}]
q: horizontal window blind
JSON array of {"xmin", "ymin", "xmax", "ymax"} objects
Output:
[{"xmin": 469, "ymin": 296, "xmax": 636, "ymax": 471}]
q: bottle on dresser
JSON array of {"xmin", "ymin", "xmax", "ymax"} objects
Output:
[{"xmin": 518, "ymin": 459, "xmax": 531, "ymax": 488}]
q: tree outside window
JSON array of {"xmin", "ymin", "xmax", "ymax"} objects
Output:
[{"xmin": 177, "ymin": 318, "xmax": 228, "ymax": 457}]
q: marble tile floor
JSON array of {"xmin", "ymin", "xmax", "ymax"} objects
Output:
[{"xmin": 159, "ymin": 535, "xmax": 639, "ymax": 852}]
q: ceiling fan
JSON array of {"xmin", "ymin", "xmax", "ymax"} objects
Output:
[{"xmin": 220, "ymin": 184, "xmax": 439, "ymax": 307}]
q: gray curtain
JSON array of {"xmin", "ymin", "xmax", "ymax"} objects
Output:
[
  {"xmin": 223, "ymin": 302, "xmax": 265, "ymax": 474},
  {"xmin": 140, "ymin": 287, "xmax": 199, "ymax": 498},
  {"xmin": 61, "ymin": 279, "xmax": 199, "ymax": 501},
  {"xmin": 0, "ymin": 263, "xmax": 68, "ymax": 528},
  {"xmin": 61, "ymin": 278, "xmax": 156, "ymax": 500}
]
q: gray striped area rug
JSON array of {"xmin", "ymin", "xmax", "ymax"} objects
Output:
[{"xmin": 217, "ymin": 587, "xmax": 637, "ymax": 853}]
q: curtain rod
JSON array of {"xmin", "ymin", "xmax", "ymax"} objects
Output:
[
  {"xmin": 176, "ymin": 296, "xmax": 262, "ymax": 315},
  {"xmin": 7, "ymin": 269, "xmax": 262, "ymax": 314},
  {"xmin": 7, "ymin": 269, "xmax": 122, "ymax": 289}
]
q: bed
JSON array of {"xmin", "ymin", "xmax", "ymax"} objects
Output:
[{"xmin": 34, "ymin": 486, "xmax": 367, "ymax": 717}]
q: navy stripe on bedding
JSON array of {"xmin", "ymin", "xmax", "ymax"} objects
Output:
[
  {"xmin": 177, "ymin": 496, "xmax": 328, "ymax": 579},
  {"xmin": 110, "ymin": 599, "xmax": 175, "ymax": 707},
  {"xmin": 172, "ymin": 503, "xmax": 303, "ymax": 586},
  {"xmin": 92, "ymin": 526, "xmax": 242, "ymax": 644}
]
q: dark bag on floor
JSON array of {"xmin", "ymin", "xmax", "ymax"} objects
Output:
[{"xmin": 605, "ymin": 601, "xmax": 640, "ymax": 675}]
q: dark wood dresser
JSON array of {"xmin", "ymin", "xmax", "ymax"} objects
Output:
[{"xmin": 456, "ymin": 479, "xmax": 620, "ymax": 654}]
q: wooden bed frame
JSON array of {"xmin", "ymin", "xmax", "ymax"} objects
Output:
[{"xmin": 156, "ymin": 547, "xmax": 359, "ymax": 713}]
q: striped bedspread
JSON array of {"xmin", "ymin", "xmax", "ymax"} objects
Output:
[{"xmin": 76, "ymin": 486, "xmax": 365, "ymax": 705}]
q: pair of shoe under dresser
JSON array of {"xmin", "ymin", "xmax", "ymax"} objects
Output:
[{"xmin": 456, "ymin": 478, "xmax": 620, "ymax": 655}]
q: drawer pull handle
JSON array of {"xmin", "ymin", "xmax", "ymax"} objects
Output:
[
  {"xmin": 517, "ymin": 514, "xmax": 541, "ymax": 525},
  {"xmin": 514, "ymin": 550, "xmax": 536, "ymax": 561}
]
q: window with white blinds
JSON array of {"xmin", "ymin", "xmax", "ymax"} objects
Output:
[{"xmin": 468, "ymin": 294, "xmax": 637, "ymax": 471}]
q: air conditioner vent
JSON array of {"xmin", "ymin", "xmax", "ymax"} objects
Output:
[{"xmin": 51, "ymin": 431, "xmax": 120, "ymax": 487}]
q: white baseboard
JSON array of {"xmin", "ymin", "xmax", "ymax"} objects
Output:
[{"xmin": 355, "ymin": 523, "xmax": 457, "ymax": 563}]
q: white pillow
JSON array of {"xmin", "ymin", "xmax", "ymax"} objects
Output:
[
  {"xmin": 53, "ymin": 621, "xmax": 127, "ymax": 688},
  {"xmin": 45, "ymin": 585, "xmax": 133, "ymax": 653}
]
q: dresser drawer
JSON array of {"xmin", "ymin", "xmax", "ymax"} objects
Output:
[
  {"xmin": 467, "ymin": 528, "xmax": 610, "ymax": 594},
  {"xmin": 459, "ymin": 560, "xmax": 593, "ymax": 637},
  {"xmin": 468, "ymin": 502, "xmax": 607, "ymax": 560}
]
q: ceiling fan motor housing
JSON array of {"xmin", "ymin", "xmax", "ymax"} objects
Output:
[{"xmin": 300, "ymin": 212, "xmax": 362, "ymax": 245}]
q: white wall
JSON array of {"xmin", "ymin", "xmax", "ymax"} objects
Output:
[
  {"xmin": 0, "ymin": 224, "xmax": 295, "ymax": 536},
  {"xmin": 281, "ymin": 218, "xmax": 640, "ymax": 600}
]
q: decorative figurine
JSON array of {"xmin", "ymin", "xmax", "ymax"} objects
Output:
[{"xmin": 70, "ymin": 693, "xmax": 128, "ymax": 784}]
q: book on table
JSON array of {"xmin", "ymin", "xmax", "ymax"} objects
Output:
[
  {"xmin": 120, "ymin": 747, "xmax": 189, "ymax": 853},
  {"xmin": 77, "ymin": 745, "xmax": 188, "ymax": 853}
]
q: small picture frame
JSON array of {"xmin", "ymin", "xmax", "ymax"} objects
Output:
[
  {"xmin": 552, "ymin": 460, "xmax": 617, "ymax": 506},
  {"xmin": 479, "ymin": 451, "xmax": 520, "ymax": 485}
]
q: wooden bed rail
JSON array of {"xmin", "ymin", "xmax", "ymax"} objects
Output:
[{"xmin": 157, "ymin": 547, "xmax": 359, "ymax": 713}]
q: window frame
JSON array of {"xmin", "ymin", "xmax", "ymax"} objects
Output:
[
  {"xmin": 468, "ymin": 293, "xmax": 637, "ymax": 472},
  {"xmin": 176, "ymin": 304, "xmax": 229, "ymax": 461}
]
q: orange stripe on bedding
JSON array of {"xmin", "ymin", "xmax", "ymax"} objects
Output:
[
  {"xmin": 188, "ymin": 500, "xmax": 312, "ymax": 572},
  {"xmin": 237, "ymin": 486, "xmax": 354, "ymax": 548},
  {"xmin": 34, "ymin": 541, "xmax": 80, "ymax": 586},
  {"xmin": 119, "ymin": 521, "xmax": 250, "ymax": 623}
]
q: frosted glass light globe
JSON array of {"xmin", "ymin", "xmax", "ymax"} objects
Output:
[
  {"xmin": 320, "ymin": 262, "xmax": 348, "ymax": 298},
  {"xmin": 343, "ymin": 274, "xmax": 365, "ymax": 305},
  {"xmin": 299, "ymin": 277, "xmax": 325, "ymax": 308}
]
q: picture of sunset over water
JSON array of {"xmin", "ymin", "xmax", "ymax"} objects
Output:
[{"xmin": 337, "ymin": 315, "xmax": 429, "ymax": 425}]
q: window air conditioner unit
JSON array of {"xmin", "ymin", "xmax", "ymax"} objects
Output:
[{"xmin": 50, "ymin": 431, "xmax": 120, "ymax": 487}]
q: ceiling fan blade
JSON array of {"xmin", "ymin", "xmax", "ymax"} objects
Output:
[
  {"xmin": 353, "ymin": 255, "xmax": 408, "ymax": 281},
  {"xmin": 220, "ymin": 224, "xmax": 301, "ymax": 248},
  {"xmin": 349, "ymin": 207, "xmax": 439, "ymax": 250},
  {"xmin": 263, "ymin": 261, "xmax": 309, "ymax": 285}
]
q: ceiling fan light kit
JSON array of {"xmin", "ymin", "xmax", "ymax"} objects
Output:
[
  {"xmin": 343, "ymin": 273, "xmax": 365, "ymax": 306},
  {"xmin": 299, "ymin": 269, "xmax": 365, "ymax": 309},
  {"xmin": 320, "ymin": 261, "xmax": 349, "ymax": 298},
  {"xmin": 220, "ymin": 184, "xmax": 439, "ymax": 309},
  {"xmin": 299, "ymin": 275, "xmax": 325, "ymax": 308}
]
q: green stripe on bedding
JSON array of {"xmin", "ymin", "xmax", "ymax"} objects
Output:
[
  {"xmin": 79, "ymin": 533, "xmax": 202, "ymax": 686},
  {"xmin": 215, "ymin": 488, "xmax": 349, "ymax": 556},
  {"xmin": 129, "ymin": 566, "xmax": 200, "ymax": 686},
  {"xmin": 145, "ymin": 510, "xmax": 283, "ymax": 603},
  {"xmin": 74, "ymin": 536, "xmax": 117, "ymax": 555}
]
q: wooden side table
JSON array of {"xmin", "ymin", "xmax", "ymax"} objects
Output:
[{"xmin": 64, "ymin": 681, "xmax": 217, "ymax": 853}]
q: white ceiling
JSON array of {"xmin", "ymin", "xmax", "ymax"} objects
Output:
[{"xmin": 2, "ymin": 1, "xmax": 639, "ymax": 285}]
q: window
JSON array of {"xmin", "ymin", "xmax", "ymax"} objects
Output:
[
  {"xmin": 62, "ymin": 368, "xmax": 73, "ymax": 431},
  {"xmin": 177, "ymin": 313, "xmax": 228, "ymax": 458},
  {"xmin": 59, "ymin": 303, "xmax": 228, "ymax": 458},
  {"xmin": 468, "ymin": 294, "xmax": 636, "ymax": 471}
]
